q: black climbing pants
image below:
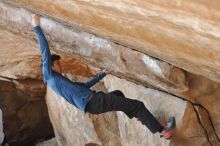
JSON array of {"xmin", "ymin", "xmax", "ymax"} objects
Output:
[{"xmin": 85, "ymin": 90, "xmax": 164, "ymax": 134}]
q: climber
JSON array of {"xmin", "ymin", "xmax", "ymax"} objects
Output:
[
  {"xmin": 0, "ymin": 109, "xmax": 9, "ymax": 146},
  {"xmin": 32, "ymin": 14, "xmax": 175, "ymax": 139}
]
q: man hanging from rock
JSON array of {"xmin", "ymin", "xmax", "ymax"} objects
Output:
[{"xmin": 32, "ymin": 14, "xmax": 175, "ymax": 139}]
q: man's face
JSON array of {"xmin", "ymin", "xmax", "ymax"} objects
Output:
[{"xmin": 52, "ymin": 60, "xmax": 62, "ymax": 73}]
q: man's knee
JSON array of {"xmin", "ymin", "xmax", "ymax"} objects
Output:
[
  {"xmin": 136, "ymin": 100, "xmax": 145, "ymax": 109},
  {"xmin": 111, "ymin": 90, "xmax": 125, "ymax": 97}
]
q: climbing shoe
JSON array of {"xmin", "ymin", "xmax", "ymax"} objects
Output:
[{"xmin": 160, "ymin": 117, "xmax": 176, "ymax": 139}]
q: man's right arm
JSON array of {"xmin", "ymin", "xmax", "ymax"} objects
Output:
[{"xmin": 32, "ymin": 15, "xmax": 52, "ymax": 82}]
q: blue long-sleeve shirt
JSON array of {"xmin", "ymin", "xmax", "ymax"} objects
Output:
[{"xmin": 33, "ymin": 26, "xmax": 106, "ymax": 111}]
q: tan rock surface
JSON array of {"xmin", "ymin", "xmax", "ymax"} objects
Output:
[
  {"xmin": 0, "ymin": 1, "xmax": 220, "ymax": 146},
  {"xmin": 2, "ymin": 0, "xmax": 220, "ymax": 83},
  {"xmin": 103, "ymin": 75, "xmax": 210, "ymax": 146},
  {"xmin": 0, "ymin": 1, "xmax": 188, "ymax": 94},
  {"xmin": 36, "ymin": 138, "xmax": 58, "ymax": 146},
  {"xmin": 0, "ymin": 79, "xmax": 54, "ymax": 146}
]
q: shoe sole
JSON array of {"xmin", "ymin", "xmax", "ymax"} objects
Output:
[{"xmin": 165, "ymin": 117, "xmax": 176, "ymax": 140}]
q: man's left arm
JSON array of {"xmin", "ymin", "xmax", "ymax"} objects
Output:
[{"xmin": 84, "ymin": 70, "xmax": 108, "ymax": 88}]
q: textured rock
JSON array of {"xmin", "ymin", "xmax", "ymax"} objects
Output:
[
  {"xmin": 0, "ymin": 26, "xmax": 100, "ymax": 145},
  {"xmin": 0, "ymin": 1, "xmax": 188, "ymax": 94},
  {"xmin": 36, "ymin": 138, "xmax": 58, "ymax": 146},
  {"xmin": 0, "ymin": 1, "xmax": 220, "ymax": 146},
  {"xmin": 0, "ymin": 79, "xmax": 54, "ymax": 146},
  {"xmin": 0, "ymin": 28, "xmax": 98, "ymax": 80},
  {"xmin": 182, "ymin": 73, "xmax": 220, "ymax": 145},
  {"xmin": 46, "ymin": 87, "xmax": 101, "ymax": 146},
  {"xmin": 0, "ymin": 29, "xmax": 41, "ymax": 79},
  {"xmin": 45, "ymin": 75, "xmax": 124, "ymax": 146},
  {"xmin": 88, "ymin": 113, "xmax": 122, "ymax": 146},
  {"xmin": 170, "ymin": 103, "xmax": 209, "ymax": 146},
  {"xmin": 43, "ymin": 74, "xmax": 217, "ymax": 146},
  {"xmin": 2, "ymin": 0, "xmax": 220, "ymax": 83},
  {"xmin": 45, "ymin": 74, "xmax": 185, "ymax": 146},
  {"xmin": 104, "ymin": 75, "xmax": 211, "ymax": 146}
]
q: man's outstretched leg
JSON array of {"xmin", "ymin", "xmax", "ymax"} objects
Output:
[{"xmin": 85, "ymin": 90, "xmax": 175, "ymax": 139}]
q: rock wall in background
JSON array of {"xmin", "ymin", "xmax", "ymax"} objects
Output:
[
  {"xmin": 2, "ymin": 0, "xmax": 220, "ymax": 83},
  {"xmin": 0, "ymin": 79, "xmax": 54, "ymax": 146},
  {"xmin": 0, "ymin": 1, "xmax": 220, "ymax": 146}
]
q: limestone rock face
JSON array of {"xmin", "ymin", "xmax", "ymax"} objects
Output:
[
  {"xmin": 0, "ymin": 1, "xmax": 220, "ymax": 146},
  {"xmin": 46, "ymin": 87, "xmax": 102, "ymax": 146},
  {"xmin": 0, "ymin": 29, "xmax": 41, "ymax": 79},
  {"xmin": 36, "ymin": 138, "xmax": 58, "ymax": 146},
  {"xmin": 0, "ymin": 79, "xmax": 54, "ymax": 146},
  {"xmin": 43, "ymin": 75, "xmax": 216, "ymax": 146},
  {"xmin": 45, "ymin": 75, "xmax": 122, "ymax": 146},
  {"xmin": 103, "ymin": 75, "xmax": 209, "ymax": 146},
  {"xmin": 44, "ymin": 74, "xmax": 187, "ymax": 146},
  {"xmin": 104, "ymin": 75, "xmax": 185, "ymax": 146},
  {"xmin": 2, "ymin": 0, "xmax": 220, "ymax": 83},
  {"xmin": 182, "ymin": 74, "xmax": 220, "ymax": 146},
  {"xmin": 0, "ymin": 1, "xmax": 188, "ymax": 94}
]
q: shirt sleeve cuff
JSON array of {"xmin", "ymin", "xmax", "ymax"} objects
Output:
[
  {"xmin": 33, "ymin": 25, "xmax": 42, "ymax": 33},
  {"xmin": 99, "ymin": 71, "xmax": 107, "ymax": 77}
]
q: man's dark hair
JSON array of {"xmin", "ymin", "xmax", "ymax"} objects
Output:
[{"xmin": 51, "ymin": 54, "xmax": 61, "ymax": 66}]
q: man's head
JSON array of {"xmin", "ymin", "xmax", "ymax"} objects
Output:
[{"xmin": 51, "ymin": 54, "xmax": 62, "ymax": 73}]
